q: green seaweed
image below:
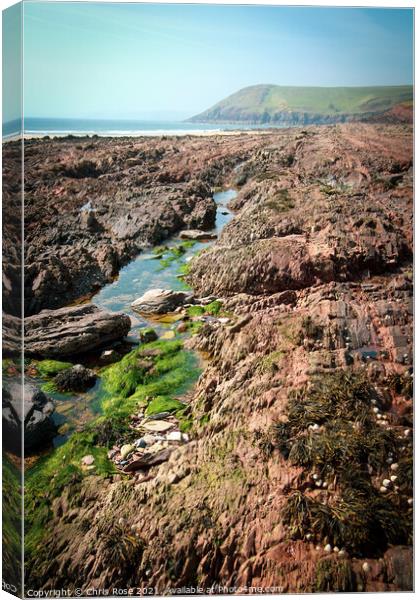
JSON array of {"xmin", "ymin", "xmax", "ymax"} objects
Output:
[
  {"xmin": 314, "ymin": 559, "xmax": 356, "ymax": 592},
  {"xmin": 36, "ymin": 359, "xmax": 73, "ymax": 378},
  {"xmin": 186, "ymin": 321, "xmax": 204, "ymax": 334},
  {"xmin": 186, "ymin": 305, "xmax": 206, "ymax": 317},
  {"xmin": 205, "ymin": 300, "xmax": 223, "ymax": 315},
  {"xmin": 159, "ymin": 241, "xmax": 196, "ymax": 269},
  {"xmin": 145, "ymin": 395, "xmax": 185, "ymax": 416},
  {"xmin": 186, "ymin": 300, "xmax": 222, "ymax": 319},
  {"xmin": 40, "ymin": 380, "xmax": 59, "ymax": 394}
]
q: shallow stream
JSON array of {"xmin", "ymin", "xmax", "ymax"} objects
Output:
[{"xmin": 36, "ymin": 189, "xmax": 236, "ymax": 448}]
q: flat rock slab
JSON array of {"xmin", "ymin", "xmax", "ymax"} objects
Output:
[
  {"xmin": 179, "ymin": 230, "xmax": 217, "ymax": 240},
  {"xmin": 131, "ymin": 288, "xmax": 194, "ymax": 314},
  {"xmin": 25, "ymin": 303, "xmax": 131, "ymax": 358},
  {"xmin": 141, "ymin": 420, "xmax": 174, "ymax": 432}
]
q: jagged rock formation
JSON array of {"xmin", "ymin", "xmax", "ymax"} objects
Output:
[{"xmin": 25, "ymin": 124, "xmax": 413, "ymax": 593}]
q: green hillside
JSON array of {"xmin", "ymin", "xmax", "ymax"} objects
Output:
[{"xmin": 188, "ymin": 84, "xmax": 413, "ymax": 124}]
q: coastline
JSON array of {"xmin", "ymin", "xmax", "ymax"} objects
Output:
[{"xmin": 2, "ymin": 128, "xmax": 283, "ymax": 142}]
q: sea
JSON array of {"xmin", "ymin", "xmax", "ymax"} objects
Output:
[{"xmin": 3, "ymin": 117, "xmax": 284, "ymax": 139}]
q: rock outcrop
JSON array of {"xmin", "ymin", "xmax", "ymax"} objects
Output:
[
  {"xmin": 24, "ymin": 304, "xmax": 131, "ymax": 357},
  {"xmin": 54, "ymin": 364, "xmax": 97, "ymax": 392},
  {"xmin": 3, "ymin": 382, "xmax": 57, "ymax": 452},
  {"xmin": 131, "ymin": 289, "xmax": 194, "ymax": 314}
]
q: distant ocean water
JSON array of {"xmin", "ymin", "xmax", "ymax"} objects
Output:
[{"xmin": 3, "ymin": 117, "xmax": 283, "ymax": 138}]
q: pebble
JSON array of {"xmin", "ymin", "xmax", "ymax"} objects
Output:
[
  {"xmin": 324, "ymin": 544, "xmax": 332, "ymax": 553},
  {"xmin": 404, "ymin": 429, "xmax": 411, "ymax": 437},
  {"xmin": 390, "ymin": 475, "xmax": 398, "ymax": 482},
  {"xmin": 161, "ymin": 330, "xmax": 175, "ymax": 340},
  {"xmin": 380, "ymin": 486, "xmax": 388, "ymax": 493},
  {"xmin": 312, "ymin": 473, "xmax": 319, "ymax": 480},
  {"xmin": 120, "ymin": 444, "xmax": 135, "ymax": 459},
  {"xmin": 142, "ymin": 420, "xmax": 174, "ymax": 432},
  {"xmin": 148, "ymin": 411, "xmax": 171, "ymax": 420},
  {"xmin": 390, "ymin": 463, "xmax": 399, "ymax": 472},
  {"xmin": 168, "ymin": 472, "xmax": 180, "ymax": 485},
  {"xmin": 362, "ymin": 562, "xmax": 370, "ymax": 573},
  {"xmin": 182, "ymin": 433, "xmax": 189, "ymax": 442},
  {"xmin": 81, "ymin": 454, "xmax": 95, "ymax": 466},
  {"xmin": 143, "ymin": 434, "xmax": 158, "ymax": 445},
  {"xmin": 134, "ymin": 438, "xmax": 147, "ymax": 449},
  {"xmin": 333, "ymin": 546, "xmax": 339, "ymax": 553},
  {"xmin": 166, "ymin": 431, "xmax": 183, "ymax": 442},
  {"xmin": 338, "ymin": 549, "xmax": 347, "ymax": 558},
  {"xmin": 218, "ymin": 317, "xmax": 230, "ymax": 324},
  {"xmin": 407, "ymin": 498, "xmax": 413, "ymax": 506},
  {"xmin": 309, "ymin": 423, "xmax": 320, "ymax": 432}
]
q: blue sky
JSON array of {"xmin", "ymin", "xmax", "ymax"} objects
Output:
[{"xmin": 16, "ymin": 2, "xmax": 415, "ymax": 120}]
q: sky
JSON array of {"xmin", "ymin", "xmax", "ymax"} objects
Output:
[{"xmin": 4, "ymin": 2, "xmax": 415, "ymax": 121}]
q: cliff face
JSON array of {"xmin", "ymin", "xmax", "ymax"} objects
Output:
[{"xmin": 26, "ymin": 124, "xmax": 413, "ymax": 593}]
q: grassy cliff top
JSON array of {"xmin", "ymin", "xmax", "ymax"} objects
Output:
[{"xmin": 189, "ymin": 84, "xmax": 413, "ymax": 122}]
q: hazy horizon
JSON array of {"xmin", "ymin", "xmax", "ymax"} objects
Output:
[{"xmin": 3, "ymin": 2, "xmax": 414, "ymax": 123}]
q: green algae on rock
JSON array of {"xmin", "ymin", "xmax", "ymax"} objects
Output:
[
  {"xmin": 36, "ymin": 359, "xmax": 73, "ymax": 378},
  {"xmin": 25, "ymin": 338, "xmax": 200, "ymax": 558}
]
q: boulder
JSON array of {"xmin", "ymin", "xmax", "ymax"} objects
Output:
[
  {"xmin": 54, "ymin": 364, "xmax": 97, "ymax": 392},
  {"xmin": 99, "ymin": 349, "xmax": 121, "ymax": 365},
  {"xmin": 24, "ymin": 304, "xmax": 131, "ymax": 358},
  {"xmin": 131, "ymin": 289, "xmax": 194, "ymax": 314},
  {"xmin": 139, "ymin": 327, "xmax": 158, "ymax": 343},
  {"xmin": 2, "ymin": 381, "xmax": 57, "ymax": 453},
  {"xmin": 179, "ymin": 230, "xmax": 217, "ymax": 241}
]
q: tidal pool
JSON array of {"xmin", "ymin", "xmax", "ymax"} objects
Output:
[{"xmin": 34, "ymin": 189, "xmax": 237, "ymax": 448}]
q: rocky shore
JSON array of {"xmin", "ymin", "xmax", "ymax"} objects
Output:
[
  {"xmin": 4, "ymin": 133, "xmax": 275, "ymax": 316},
  {"xmin": 3, "ymin": 124, "xmax": 413, "ymax": 593}
]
